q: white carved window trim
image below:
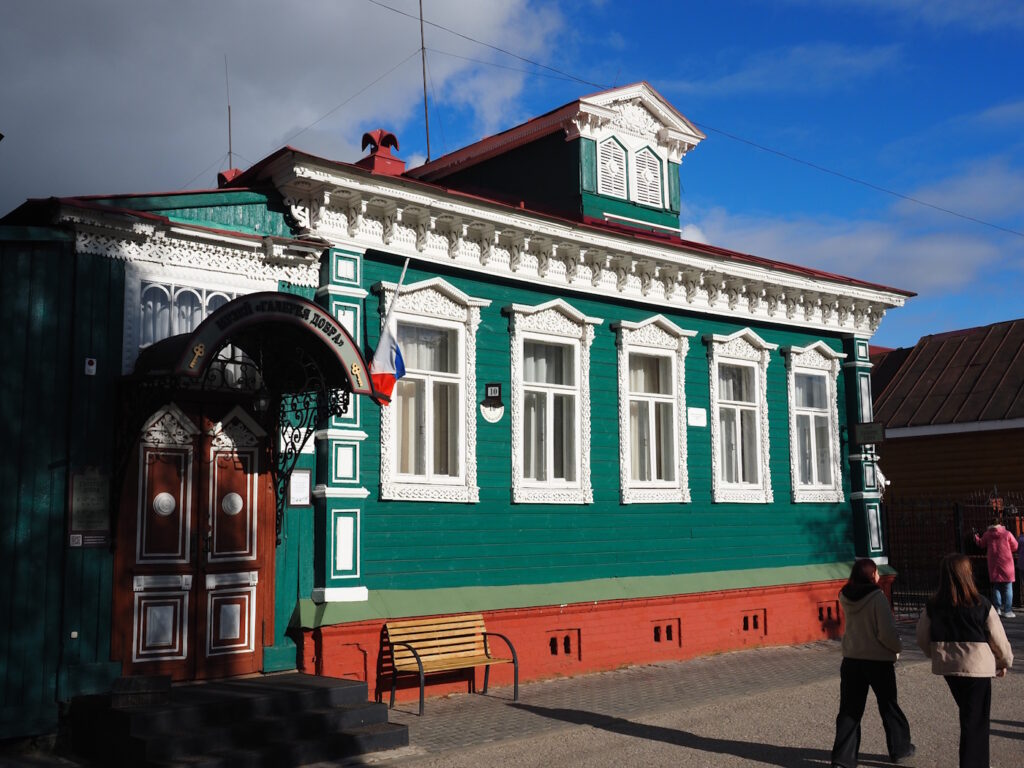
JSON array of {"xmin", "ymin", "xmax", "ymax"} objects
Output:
[
  {"xmin": 394, "ymin": 315, "xmax": 467, "ymax": 486},
  {"xmin": 705, "ymin": 329, "xmax": 777, "ymax": 504},
  {"xmin": 783, "ymin": 342, "xmax": 846, "ymax": 503},
  {"xmin": 508, "ymin": 299, "xmax": 602, "ymax": 504},
  {"xmin": 377, "ymin": 277, "xmax": 489, "ymax": 503},
  {"xmin": 615, "ymin": 316, "xmax": 696, "ymax": 504},
  {"xmin": 122, "ymin": 262, "xmax": 274, "ymax": 373},
  {"xmin": 633, "ymin": 147, "xmax": 663, "ymax": 208},
  {"xmin": 597, "ymin": 137, "xmax": 628, "ymax": 200}
]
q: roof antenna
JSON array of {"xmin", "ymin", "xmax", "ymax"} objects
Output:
[
  {"xmin": 419, "ymin": 0, "xmax": 431, "ymax": 162},
  {"xmin": 224, "ymin": 54, "xmax": 233, "ymax": 169}
]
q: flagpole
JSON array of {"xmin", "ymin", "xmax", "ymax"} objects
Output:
[
  {"xmin": 371, "ymin": 258, "xmax": 412, "ymax": 403},
  {"xmin": 382, "ymin": 257, "xmax": 411, "ymax": 328}
]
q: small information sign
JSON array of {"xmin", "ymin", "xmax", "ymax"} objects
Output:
[{"xmin": 69, "ymin": 469, "xmax": 110, "ymax": 547}]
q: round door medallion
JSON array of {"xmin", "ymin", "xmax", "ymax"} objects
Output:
[
  {"xmin": 152, "ymin": 492, "xmax": 176, "ymax": 517},
  {"xmin": 222, "ymin": 492, "xmax": 244, "ymax": 516}
]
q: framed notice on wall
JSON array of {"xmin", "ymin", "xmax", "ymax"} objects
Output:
[
  {"xmin": 68, "ymin": 468, "xmax": 110, "ymax": 547},
  {"xmin": 289, "ymin": 469, "xmax": 312, "ymax": 507}
]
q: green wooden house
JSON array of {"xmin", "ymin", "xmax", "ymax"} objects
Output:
[{"xmin": 0, "ymin": 83, "xmax": 912, "ymax": 738}]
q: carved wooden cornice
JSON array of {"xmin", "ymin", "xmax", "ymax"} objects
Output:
[{"xmin": 271, "ymin": 159, "xmax": 904, "ymax": 338}]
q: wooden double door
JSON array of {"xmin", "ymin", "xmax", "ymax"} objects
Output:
[{"xmin": 113, "ymin": 402, "xmax": 274, "ymax": 681}]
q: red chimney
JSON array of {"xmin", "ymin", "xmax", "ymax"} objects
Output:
[
  {"xmin": 354, "ymin": 129, "xmax": 405, "ymax": 176},
  {"xmin": 218, "ymin": 168, "xmax": 244, "ymax": 188}
]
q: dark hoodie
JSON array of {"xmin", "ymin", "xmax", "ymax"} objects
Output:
[{"xmin": 839, "ymin": 583, "xmax": 902, "ymax": 662}]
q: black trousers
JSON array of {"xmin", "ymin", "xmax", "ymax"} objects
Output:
[
  {"xmin": 944, "ymin": 676, "xmax": 991, "ymax": 768},
  {"xmin": 831, "ymin": 658, "xmax": 912, "ymax": 767}
]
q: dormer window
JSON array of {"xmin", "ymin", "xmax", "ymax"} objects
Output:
[
  {"xmin": 634, "ymin": 148, "xmax": 663, "ymax": 208},
  {"xmin": 598, "ymin": 138, "xmax": 627, "ymax": 199}
]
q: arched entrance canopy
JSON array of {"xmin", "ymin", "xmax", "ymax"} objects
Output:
[
  {"xmin": 170, "ymin": 291, "xmax": 380, "ymax": 402},
  {"xmin": 121, "ymin": 292, "xmax": 386, "ymax": 544}
]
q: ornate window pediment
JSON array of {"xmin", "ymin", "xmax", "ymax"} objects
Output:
[
  {"xmin": 705, "ymin": 329, "xmax": 777, "ymax": 504},
  {"xmin": 506, "ymin": 299, "xmax": 602, "ymax": 504},
  {"xmin": 783, "ymin": 342, "xmax": 846, "ymax": 503},
  {"xmin": 615, "ymin": 316, "xmax": 696, "ymax": 504},
  {"xmin": 376, "ymin": 277, "xmax": 490, "ymax": 503}
]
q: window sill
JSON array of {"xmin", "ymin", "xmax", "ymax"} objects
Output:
[
  {"xmin": 380, "ymin": 481, "xmax": 478, "ymax": 503},
  {"xmin": 622, "ymin": 485, "xmax": 689, "ymax": 504},
  {"xmin": 712, "ymin": 485, "xmax": 773, "ymax": 504},
  {"xmin": 513, "ymin": 484, "xmax": 592, "ymax": 505},
  {"xmin": 793, "ymin": 487, "xmax": 844, "ymax": 503}
]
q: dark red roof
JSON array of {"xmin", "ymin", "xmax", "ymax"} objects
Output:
[{"xmin": 872, "ymin": 319, "xmax": 1024, "ymax": 428}]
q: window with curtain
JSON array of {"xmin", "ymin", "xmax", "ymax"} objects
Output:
[
  {"xmin": 138, "ymin": 283, "xmax": 239, "ymax": 353},
  {"xmin": 394, "ymin": 322, "xmax": 462, "ymax": 482},
  {"xmin": 716, "ymin": 362, "xmax": 760, "ymax": 485},
  {"xmin": 783, "ymin": 341, "xmax": 845, "ymax": 503},
  {"xmin": 793, "ymin": 372, "xmax": 832, "ymax": 487},
  {"xmin": 522, "ymin": 340, "xmax": 577, "ymax": 483},
  {"xmin": 628, "ymin": 353, "xmax": 675, "ymax": 483}
]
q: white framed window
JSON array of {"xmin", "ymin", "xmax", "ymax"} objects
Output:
[
  {"xmin": 784, "ymin": 342, "xmax": 846, "ymax": 503},
  {"xmin": 705, "ymin": 329, "xmax": 777, "ymax": 503},
  {"xmin": 394, "ymin": 320, "xmax": 462, "ymax": 483},
  {"xmin": 377, "ymin": 278, "xmax": 490, "ymax": 503},
  {"xmin": 522, "ymin": 339, "xmax": 578, "ymax": 484},
  {"xmin": 122, "ymin": 262, "xmax": 274, "ymax": 374},
  {"xmin": 508, "ymin": 299, "xmax": 602, "ymax": 504},
  {"xmin": 614, "ymin": 316, "xmax": 696, "ymax": 504},
  {"xmin": 633, "ymin": 147, "xmax": 663, "ymax": 208},
  {"xmin": 597, "ymin": 138, "xmax": 628, "ymax": 199}
]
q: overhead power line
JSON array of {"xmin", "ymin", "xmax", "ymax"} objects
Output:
[
  {"xmin": 280, "ymin": 47, "xmax": 422, "ymax": 147},
  {"xmin": 366, "ymin": 0, "xmax": 1024, "ymax": 240},
  {"xmin": 697, "ymin": 124, "xmax": 1024, "ymax": 239},
  {"xmin": 365, "ymin": 0, "xmax": 603, "ymax": 87}
]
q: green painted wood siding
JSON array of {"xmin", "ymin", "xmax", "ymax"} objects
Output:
[
  {"xmin": 1, "ymin": 239, "xmax": 123, "ymax": 738},
  {"xmin": 358, "ymin": 256, "xmax": 853, "ymax": 593},
  {"xmin": 96, "ymin": 191, "xmax": 296, "ymax": 238}
]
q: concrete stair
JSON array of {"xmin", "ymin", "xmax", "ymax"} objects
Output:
[{"xmin": 67, "ymin": 673, "xmax": 408, "ymax": 767}]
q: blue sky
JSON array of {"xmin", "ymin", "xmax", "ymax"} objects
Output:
[{"xmin": 2, "ymin": 0, "xmax": 1021, "ymax": 347}]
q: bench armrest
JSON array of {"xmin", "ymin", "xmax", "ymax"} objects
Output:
[
  {"xmin": 389, "ymin": 640, "xmax": 424, "ymax": 673},
  {"xmin": 481, "ymin": 631, "xmax": 518, "ymax": 664}
]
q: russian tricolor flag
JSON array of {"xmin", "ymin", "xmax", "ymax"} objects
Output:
[{"xmin": 371, "ymin": 300, "xmax": 405, "ymax": 403}]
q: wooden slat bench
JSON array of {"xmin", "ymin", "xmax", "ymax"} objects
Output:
[{"xmin": 381, "ymin": 613, "xmax": 519, "ymax": 715}]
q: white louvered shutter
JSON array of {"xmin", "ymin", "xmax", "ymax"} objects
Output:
[
  {"xmin": 634, "ymin": 149, "xmax": 662, "ymax": 207},
  {"xmin": 598, "ymin": 140, "xmax": 627, "ymax": 199}
]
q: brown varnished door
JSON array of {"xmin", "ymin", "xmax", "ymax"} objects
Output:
[{"xmin": 114, "ymin": 403, "xmax": 273, "ymax": 681}]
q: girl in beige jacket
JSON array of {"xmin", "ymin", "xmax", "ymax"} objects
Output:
[{"xmin": 916, "ymin": 553, "xmax": 1013, "ymax": 768}]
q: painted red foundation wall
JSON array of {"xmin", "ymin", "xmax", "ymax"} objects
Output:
[{"xmin": 297, "ymin": 577, "xmax": 885, "ymax": 706}]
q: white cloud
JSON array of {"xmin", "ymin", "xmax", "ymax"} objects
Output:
[
  {"xmin": 0, "ymin": 0, "xmax": 563, "ymax": 213},
  {"xmin": 890, "ymin": 158, "xmax": 1024, "ymax": 223},
  {"xmin": 661, "ymin": 43, "xmax": 901, "ymax": 96}
]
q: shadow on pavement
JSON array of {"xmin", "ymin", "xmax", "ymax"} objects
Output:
[{"xmin": 509, "ymin": 702, "xmax": 844, "ymax": 768}]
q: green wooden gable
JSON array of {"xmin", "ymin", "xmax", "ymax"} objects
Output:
[{"xmin": 93, "ymin": 189, "xmax": 297, "ymax": 238}]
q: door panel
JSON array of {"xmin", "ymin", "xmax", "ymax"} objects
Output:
[
  {"xmin": 138, "ymin": 448, "xmax": 193, "ymax": 563},
  {"xmin": 115, "ymin": 403, "xmax": 272, "ymax": 682}
]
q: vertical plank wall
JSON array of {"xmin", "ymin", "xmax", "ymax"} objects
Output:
[
  {"xmin": 357, "ymin": 256, "xmax": 855, "ymax": 594},
  {"xmin": 0, "ymin": 235, "xmax": 123, "ymax": 738}
]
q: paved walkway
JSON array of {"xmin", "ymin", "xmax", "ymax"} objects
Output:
[
  {"xmin": 344, "ymin": 618, "xmax": 1024, "ymax": 768},
  {"xmin": 3, "ymin": 619, "xmax": 1022, "ymax": 768}
]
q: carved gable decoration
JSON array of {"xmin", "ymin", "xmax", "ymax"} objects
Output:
[
  {"xmin": 140, "ymin": 403, "xmax": 200, "ymax": 447},
  {"xmin": 575, "ymin": 83, "xmax": 706, "ymax": 163},
  {"xmin": 208, "ymin": 406, "xmax": 266, "ymax": 450}
]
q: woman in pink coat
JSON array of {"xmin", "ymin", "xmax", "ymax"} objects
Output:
[{"xmin": 974, "ymin": 517, "xmax": 1019, "ymax": 618}]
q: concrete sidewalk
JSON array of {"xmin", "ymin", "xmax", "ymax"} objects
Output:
[
  {"xmin": 4, "ymin": 619, "xmax": 1022, "ymax": 767},
  {"xmin": 344, "ymin": 618, "xmax": 1024, "ymax": 768}
]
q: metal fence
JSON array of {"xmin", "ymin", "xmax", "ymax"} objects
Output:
[{"xmin": 884, "ymin": 490, "xmax": 1024, "ymax": 616}]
